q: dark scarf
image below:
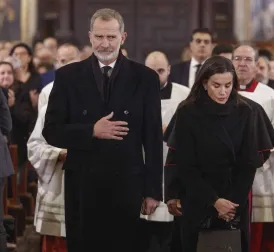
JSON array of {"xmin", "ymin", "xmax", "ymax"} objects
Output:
[{"xmin": 197, "ymin": 89, "xmax": 237, "ymax": 117}]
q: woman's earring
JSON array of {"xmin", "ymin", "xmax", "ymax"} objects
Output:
[{"xmin": 204, "ymin": 87, "xmax": 207, "ymax": 91}]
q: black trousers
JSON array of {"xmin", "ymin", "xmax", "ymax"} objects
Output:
[
  {"xmin": 0, "ymin": 177, "xmax": 7, "ymax": 252},
  {"xmin": 138, "ymin": 218, "xmax": 173, "ymax": 252}
]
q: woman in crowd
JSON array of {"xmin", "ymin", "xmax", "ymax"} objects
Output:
[
  {"xmin": 165, "ymin": 56, "xmax": 274, "ymax": 252},
  {"xmin": 9, "ymin": 43, "xmax": 41, "ymax": 177}
]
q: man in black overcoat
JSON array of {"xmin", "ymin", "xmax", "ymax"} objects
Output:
[{"xmin": 42, "ymin": 8, "xmax": 163, "ymax": 252}]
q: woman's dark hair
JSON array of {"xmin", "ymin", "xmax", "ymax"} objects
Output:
[
  {"xmin": 181, "ymin": 56, "xmax": 244, "ymax": 107},
  {"xmin": 9, "ymin": 43, "xmax": 37, "ymax": 75}
]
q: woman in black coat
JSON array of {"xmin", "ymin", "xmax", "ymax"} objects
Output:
[{"xmin": 165, "ymin": 56, "xmax": 274, "ymax": 252}]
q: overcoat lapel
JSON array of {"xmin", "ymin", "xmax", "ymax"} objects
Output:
[
  {"xmin": 108, "ymin": 56, "xmax": 137, "ymax": 113},
  {"xmin": 75, "ymin": 56, "xmax": 105, "ymax": 116}
]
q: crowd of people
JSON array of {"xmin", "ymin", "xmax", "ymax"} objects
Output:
[{"xmin": 1, "ymin": 7, "xmax": 274, "ymax": 252}]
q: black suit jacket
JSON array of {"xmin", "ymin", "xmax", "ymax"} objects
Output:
[
  {"xmin": 169, "ymin": 61, "xmax": 190, "ymax": 87},
  {"xmin": 0, "ymin": 88, "xmax": 14, "ymax": 178},
  {"xmin": 42, "ymin": 55, "xmax": 163, "ymax": 228}
]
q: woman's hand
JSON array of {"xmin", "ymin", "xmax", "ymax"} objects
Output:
[
  {"xmin": 214, "ymin": 198, "xmax": 238, "ymax": 216},
  {"xmin": 167, "ymin": 199, "xmax": 182, "ymax": 216}
]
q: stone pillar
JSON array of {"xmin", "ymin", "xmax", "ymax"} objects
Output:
[{"xmin": 56, "ymin": 0, "xmax": 72, "ymax": 40}]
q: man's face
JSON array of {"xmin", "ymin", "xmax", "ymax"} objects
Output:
[
  {"xmin": 190, "ymin": 32, "xmax": 212, "ymax": 61},
  {"xmin": 145, "ymin": 55, "xmax": 170, "ymax": 88},
  {"xmin": 89, "ymin": 18, "xmax": 126, "ymax": 64},
  {"xmin": 57, "ymin": 47, "xmax": 79, "ymax": 68},
  {"xmin": 232, "ymin": 46, "xmax": 257, "ymax": 82},
  {"xmin": 44, "ymin": 38, "xmax": 58, "ymax": 55},
  {"xmin": 256, "ymin": 57, "xmax": 269, "ymax": 84}
]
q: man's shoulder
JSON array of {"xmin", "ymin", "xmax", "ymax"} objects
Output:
[
  {"xmin": 56, "ymin": 60, "xmax": 85, "ymax": 76},
  {"xmin": 171, "ymin": 61, "xmax": 190, "ymax": 70},
  {"xmin": 171, "ymin": 82, "xmax": 190, "ymax": 92},
  {"xmin": 257, "ymin": 82, "xmax": 274, "ymax": 97},
  {"xmin": 41, "ymin": 82, "xmax": 54, "ymax": 95},
  {"xmin": 127, "ymin": 58, "xmax": 158, "ymax": 79}
]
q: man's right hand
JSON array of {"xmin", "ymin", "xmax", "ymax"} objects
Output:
[{"xmin": 93, "ymin": 112, "xmax": 129, "ymax": 140}]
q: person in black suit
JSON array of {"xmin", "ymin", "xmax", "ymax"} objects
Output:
[
  {"xmin": 42, "ymin": 8, "xmax": 163, "ymax": 252},
  {"xmin": 165, "ymin": 56, "xmax": 274, "ymax": 252},
  {"xmin": 169, "ymin": 28, "xmax": 213, "ymax": 88},
  {"xmin": 0, "ymin": 87, "xmax": 14, "ymax": 252}
]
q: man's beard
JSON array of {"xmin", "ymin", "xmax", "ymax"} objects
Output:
[{"xmin": 94, "ymin": 48, "xmax": 119, "ymax": 63}]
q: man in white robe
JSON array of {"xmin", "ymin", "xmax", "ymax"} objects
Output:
[
  {"xmin": 138, "ymin": 51, "xmax": 190, "ymax": 252},
  {"xmin": 27, "ymin": 44, "xmax": 80, "ymax": 252},
  {"xmin": 233, "ymin": 44, "xmax": 274, "ymax": 252}
]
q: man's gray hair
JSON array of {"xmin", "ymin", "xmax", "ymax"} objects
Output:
[{"xmin": 90, "ymin": 8, "xmax": 125, "ymax": 33}]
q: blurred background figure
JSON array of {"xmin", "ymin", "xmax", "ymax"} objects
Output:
[
  {"xmin": 80, "ymin": 45, "xmax": 93, "ymax": 60},
  {"xmin": 256, "ymin": 56, "xmax": 274, "ymax": 87},
  {"xmin": 212, "ymin": 44, "xmax": 233, "ymax": 60}
]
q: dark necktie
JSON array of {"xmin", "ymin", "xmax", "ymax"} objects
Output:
[
  {"xmin": 102, "ymin": 66, "xmax": 112, "ymax": 102},
  {"xmin": 195, "ymin": 64, "xmax": 202, "ymax": 79}
]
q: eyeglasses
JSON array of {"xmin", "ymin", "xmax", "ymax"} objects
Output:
[{"xmin": 233, "ymin": 56, "xmax": 254, "ymax": 63}]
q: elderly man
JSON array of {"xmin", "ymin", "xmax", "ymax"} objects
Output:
[
  {"xmin": 40, "ymin": 43, "xmax": 80, "ymax": 89},
  {"xmin": 27, "ymin": 44, "xmax": 80, "ymax": 252},
  {"xmin": 138, "ymin": 51, "xmax": 189, "ymax": 252},
  {"xmin": 232, "ymin": 44, "xmax": 274, "ymax": 252},
  {"xmin": 42, "ymin": 8, "xmax": 163, "ymax": 252},
  {"xmin": 256, "ymin": 56, "xmax": 274, "ymax": 88}
]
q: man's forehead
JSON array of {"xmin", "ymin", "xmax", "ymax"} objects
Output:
[
  {"xmin": 146, "ymin": 56, "xmax": 169, "ymax": 68},
  {"xmin": 193, "ymin": 33, "xmax": 211, "ymax": 40},
  {"xmin": 92, "ymin": 18, "xmax": 120, "ymax": 32},
  {"xmin": 234, "ymin": 46, "xmax": 255, "ymax": 56}
]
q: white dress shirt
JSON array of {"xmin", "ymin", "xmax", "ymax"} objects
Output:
[{"xmin": 188, "ymin": 57, "xmax": 206, "ymax": 89}]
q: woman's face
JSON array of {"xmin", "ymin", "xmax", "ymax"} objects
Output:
[
  {"xmin": 204, "ymin": 72, "xmax": 233, "ymax": 104},
  {"xmin": 12, "ymin": 46, "xmax": 31, "ymax": 68},
  {"xmin": 0, "ymin": 63, "xmax": 14, "ymax": 88}
]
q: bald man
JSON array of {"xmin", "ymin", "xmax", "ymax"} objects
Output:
[
  {"xmin": 27, "ymin": 44, "xmax": 80, "ymax": 252},
  {"xmin": 139, "ymin": 51, "xmax": 190, "ymax": 252},
  {"xmin": 41, "ymin": 44, "xmax": 80, "ymax": 89},
  {"xmin": 232, "ymin": 44, "xmax": 274, "ymax": 252}
]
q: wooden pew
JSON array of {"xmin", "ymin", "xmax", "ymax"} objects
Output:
[
  {"xmin": 18, "ymin": 161, "xmax": 35, "ymax": 223},
  {"xmin": 3, "ymin": 177, "xmax": 17, "ymax": 248},
  {"xmin": 7, "ymin": 145, "xmax": 26, "ymax": 237}
]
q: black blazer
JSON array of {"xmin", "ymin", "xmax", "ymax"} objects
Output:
[
  {"xmin": 169, "ymin": 61, "xmax": 190, "ymax": 87},
  {"xmin": 0, "ymin": 88, "xmax": 14, "ymax": 178},
  {"xmin": 42, "ymin": 54, "xmax": 163, "ymax": 207}
]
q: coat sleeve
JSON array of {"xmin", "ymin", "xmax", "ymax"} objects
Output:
[
  {"xmin": 27, "ymin": 106, "xmax": 62, "ymax": 187},
  {"xmin": 0, "ymin": 88, "xmax": 12, "ymax": 135},
  {"xmin": 175, "ymin": 107, "xmax": 218, "ymax": 206},
  {"xmin": 42, "ymin": 68, "xmax": 96, "ymax": 150},
  {"xmin": 142, "ymin": 70, "xmax": 163, "ymax": 201},
  {"xmin": 228, "ymin": 109, "xmax": 259, "ymax": 212}
]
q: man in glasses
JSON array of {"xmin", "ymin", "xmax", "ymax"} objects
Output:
[
  {"xmin": 169, "ymin": 28, "xmax": 213, "ymax": 88},
  {"xmin": 232, "ymin": 44, "xmax": 274, "ymax": 252}
]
